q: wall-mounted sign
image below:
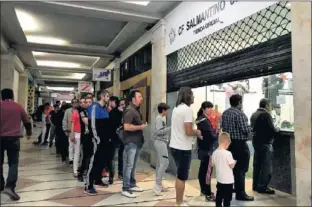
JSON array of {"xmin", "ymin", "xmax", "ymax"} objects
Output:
[
  {"xmin": 164, "ymin": 1, "xmax": 277, "ymax": 55},
  {"xmin": 93, "ymin": 68, "xmax": 112, "ymax": 82},
  {"xmin": 78, "ymin": 81, "xmax": 93, "ymax": 93}
]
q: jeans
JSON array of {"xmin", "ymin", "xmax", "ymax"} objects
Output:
[
  {"xmin": 228, "ymin": 140, "xmax": 250, "ymax": 196},
  {"xmin": 122, "ymin": 143, "xmax": 141, "ymax": 191},
  {"xmin": 198, "ymin": 155, "xmax": 212, "ymax": 195},
  {"xmin": 0, "ymin": 137, "xmax": 20, "ymax": 190},
  {"xmin": 253, "ymin": 144, "xmax": 273, "ymax": 191},
  {"xmin": 154, "ymin": 140, "xmax": 169, "ymax": 189}
]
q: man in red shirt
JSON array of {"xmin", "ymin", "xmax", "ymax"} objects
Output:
[
  {"xmin": 0, "ymin": 88, "xmax": 32, "ymax": 201},
  {"xmin": 70, "ymin": 98, "xmax": 84, "ymax": 177}
]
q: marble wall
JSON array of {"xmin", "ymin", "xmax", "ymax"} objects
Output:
[{"xmin": 291, "ymin": 2, "xmax": 312, "ymax": 206}]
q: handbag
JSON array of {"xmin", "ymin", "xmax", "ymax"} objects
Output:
[{"xmin": 116, "ymin": 126, "xmax": 126, "ymax": 144}]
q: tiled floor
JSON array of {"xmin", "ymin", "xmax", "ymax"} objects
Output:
[{"xmin": 1, "ymin": 137, "xmax": 296, "ymax": 206}]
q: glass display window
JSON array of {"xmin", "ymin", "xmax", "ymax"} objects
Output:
[{"xmin": 186, "ymin": 72, "xmax": 294, "ymax": 132}]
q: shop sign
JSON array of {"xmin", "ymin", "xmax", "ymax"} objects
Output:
[
  {"xmin": 78, "ymin": 81, "xmax": 93, "ymax": 93},
  {"xmin": 93, "ymin": 68, "xmax": 112, "ymax": 82},
  {"xmin": 165, "ymin": 1, "xmax": 277, "ymax": 55}
]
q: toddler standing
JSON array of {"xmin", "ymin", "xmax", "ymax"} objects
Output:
[{"xmin": 212, "ymin": 132, "xmax": 237, "ymax": 207}]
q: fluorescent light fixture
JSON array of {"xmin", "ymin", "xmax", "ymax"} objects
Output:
[
  {"xmin": 124, "ymin": 1, "xmax": 150, "ymax": 6},
  {"xmin": 15, "ymin": 8, "xmax": 39, "ymax": 32},
  {"xmin": 36, "ymin": 60, "xmax": 81, "ymax": 68},
  {"xmin": 46, "ymin": 86, "xmax": 74, "ymax": 91},
  {"xmin": 32, "ymin": 51, "xmax": 48, "ymax": 57},
  {"xmin": 26, "ymin": 35, "xmax": 68, "ymax": 45},
  {"xmin": 42, "ymin": 73, "xmax": 86, "ymax": 80}
]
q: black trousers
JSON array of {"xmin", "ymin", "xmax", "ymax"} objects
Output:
[
  {"xmin": 78, "ymin": 135, "xmax": 93, "ymax": 175},
  {"xmin": 253, "ymin": 144, "xmax": 273, "ymax": 191},
  {"xmin": 198, "ymin": 155, "xmax": 212, "ymax": 195},
  {"xmin": 228, "ymin": 140, "xmax": 250, "ymax": 196},
  {"xmin": 0, "ymin": 137, "xmax": 20, "ymax": 190},
  {"xmin": 108, "ymin": 142, "xmax": 124, "ymax": 179},
  {"xmin": 86, "ymin": 139, "xmax": 108, "ymax": 189},
  {"xmin": 55, "ymin": 128, "xmax": 68, "ymax": 161},
  {"xmin": 216, "ymin": 182, "xmax": 233, "ymax": 207}
]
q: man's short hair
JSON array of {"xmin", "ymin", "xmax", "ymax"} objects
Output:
[
  {"xmin": 96, "ymin": 90, "xmax": 109, "ymax": 101},
  {"xmin": 259, "ymin": 98, "xmax": 270, "ymax": 108},
  {"xmin": 229, "ymin": 94, "xmax": 242, "ymax": 107},
  {"xmin": 71, "ymin": 98, "xmax": 78, "ymax": 103},
  {"xmin": 127, "ymin": 90, "xmax": 141, "ymax": 102},
  {"xmin": 53, "ymin": 104, "xmax": 59, "ymax": 108},
  {"xmin": 1, "ymin": 88, "xmax": 14, "ymax": 100},
  {"xmin": 157, "ymin": 103, "xmax": 170, "ymax": 113}
]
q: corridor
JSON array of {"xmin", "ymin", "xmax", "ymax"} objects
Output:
[{"xmin": 1, "ymin": 133, "xmax": 296, "ymax": 206}]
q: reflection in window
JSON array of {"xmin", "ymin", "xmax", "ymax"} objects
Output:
[{"xmin": 189, "ymin": 72, "xmax": 294, "ymax": 132}]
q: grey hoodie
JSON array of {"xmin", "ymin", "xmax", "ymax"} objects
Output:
[{"xmin": 153, "ymin": 115, "xmax": 171, "ymax": 143}]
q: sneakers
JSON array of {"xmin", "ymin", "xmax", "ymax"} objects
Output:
[
  {"xmin": 87, "ymin": 188, "xmax": 97, "ymax": 196},
  {"xmin": 102, "ymin": 170, "xmax": 108, "ymax": 177},
  {"xmin": 176, "ymin": 202, "xmax": 188, "ymax": 206},
  {"xmin": 121, "ymin": 190, "xmax": 136, "ymax": 198},
  {"xmin": 95, "ymin": 181, "xmax": 109, "ymax": 188},
  {"xmin": 130, "ymin": 186, "xmax": 143, "ymax": 192},
  {"xmin": 153, "ymin": 185, "xmax": 162, "ymax": 196},
  {"xmin": 73, "ymin": 173, "xmax": 78, "ymax": 178},
  {"xmin": 118, "ymin": 175, "xmax": 123, "ymax": 180},
  {"xmin": 3, "ymin": 187, "xmax": 20, "ymax": 201},
  {"xmin": 205, "ymin": 194, "xmax": 216, "ymax": 202}
]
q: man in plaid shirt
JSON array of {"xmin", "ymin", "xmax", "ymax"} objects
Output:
[{"xmin": 221, "ymin": 94, "xmax": 254, "ymax": 201}]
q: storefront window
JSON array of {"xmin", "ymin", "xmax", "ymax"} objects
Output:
[{"xmin": 188, "ymin": 72, "xmax": 294, "ymax": 132}]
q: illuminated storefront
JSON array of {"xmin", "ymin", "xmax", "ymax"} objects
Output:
[{"xmin": 164, "ymin": 1, "xmax": 294, "ymax": 194}]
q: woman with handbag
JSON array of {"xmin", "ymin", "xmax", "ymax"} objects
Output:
[{"xmin": 196, "ymin": 101, "xmax": 219, "ymax": 202}]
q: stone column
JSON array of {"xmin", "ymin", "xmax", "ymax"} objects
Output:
[
  {"xmin": 18, "ymin": 73, "xmax": 29, "ymax": 110},
  {"xmin": 1, "ymin": 53, "xmax": 19, "ymax": 101},
  {"xmin": 113, "ymin": 58, "xmax": 121, "ymax": 97},
  {"xmin": 291, "ymin": 2, "xmax": 311, "ymax": 206},
  {"xmin": 150, "ymin": 20, "xmax": 167, "ymax": 167}
]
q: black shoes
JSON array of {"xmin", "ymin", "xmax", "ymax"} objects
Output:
[
  {"xmin": 3, "ymin": 187, "xmax": 20, "ymax": 201},
  {"xmin": 69, "ymin": 161, "xmax": 73, "ymax": 165},
  {"xmin": 236, "ymin": 193, "xmax": 254, "ymax": 201},
  {"xmin": 257, "ymin": 188, "xmax": 275, "ymax": 194},
  {"xmin": 77, "ymin": 174, "xmax": 84, "ymax": 182}
]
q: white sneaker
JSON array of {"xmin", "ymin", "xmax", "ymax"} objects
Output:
[
  {"xmin": 121, "ymin": 190, "xmax": 136, "ymax": 198},
  {"xmin": 130, "ymin": 186, "xmax": 143, "ymax": 192},
  {"xmin": 176, "ymin": 203, "xmax": 188, "ymax": 206},
  {"xmin": 153, "ymin": 185, "xmax": 162, "ymax": 196}
]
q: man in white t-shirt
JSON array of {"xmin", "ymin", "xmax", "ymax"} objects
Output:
[
  {"xmin": 212, "ymin": 132, "xmax": 236, "ymax": 207},
  {"xmin": 169, "ymin": 87, "xmax": 201, "ymax": 206}
]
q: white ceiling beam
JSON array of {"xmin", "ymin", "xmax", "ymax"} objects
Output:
[
  {"xmin": 27, "ymin": 66, "xmax": 92, "ymax": 74},
  {"xmin": 107, "ymin": 22, "xmax": 145, "ymax": 53},
  {"xmin": 40, "ymin": 1, "xmax": 160, "ymax": 23},
  {"xmin": 12, "ymin": 43, "xmax": 114, "ymax": 58},
  {"xmin": 1, "ymin": 35, "xmax": 9, "ymax": 54},
  {"xmin": 36, "ymin": 78, "xmax": 80, "ymax": 83}
]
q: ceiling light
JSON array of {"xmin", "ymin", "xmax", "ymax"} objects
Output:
[
  {"xmin": 286, "ymin": 3, "xmax": 291, "ymax": 9},
  {"xmin": 41, "ymin": 73, "xmax": 86, "ymax": 80},
  {"xmin": 26, "ymin": 35, "xmax": 68, "ymax": 45},
  {"xmin": 36, "ymin": 60, "xmax": 81, "ymax": 68},
  {"xmin": 32, "ymin": 51, "xmax": 49, "ymax": 57},
  {"xmin": 124, "ymin": 1, "xmax": 150, "ymax": 6},
  {"xmin": 15, "ymin": 8, "xmax": 39, "ymax": 32},
  {"xmin": 46, "ymin": 86, "xmax": 74, "ymax": 91},
  {"xmin": 72, "ymin": 73, "xmax": 86, "ymax": 79}
]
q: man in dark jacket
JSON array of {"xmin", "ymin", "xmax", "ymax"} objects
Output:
[
  {"xmin": 250, "ymin": 98, "xmax": 278, "ymax": 194},
  {"xmin": 107, "ymin": 97, "xmax": 125, "ymax": 183}
]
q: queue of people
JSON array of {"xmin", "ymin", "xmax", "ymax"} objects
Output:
[{"xmin": 1, "ymin": 86, "xmax": 278, "ymax": 207}]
